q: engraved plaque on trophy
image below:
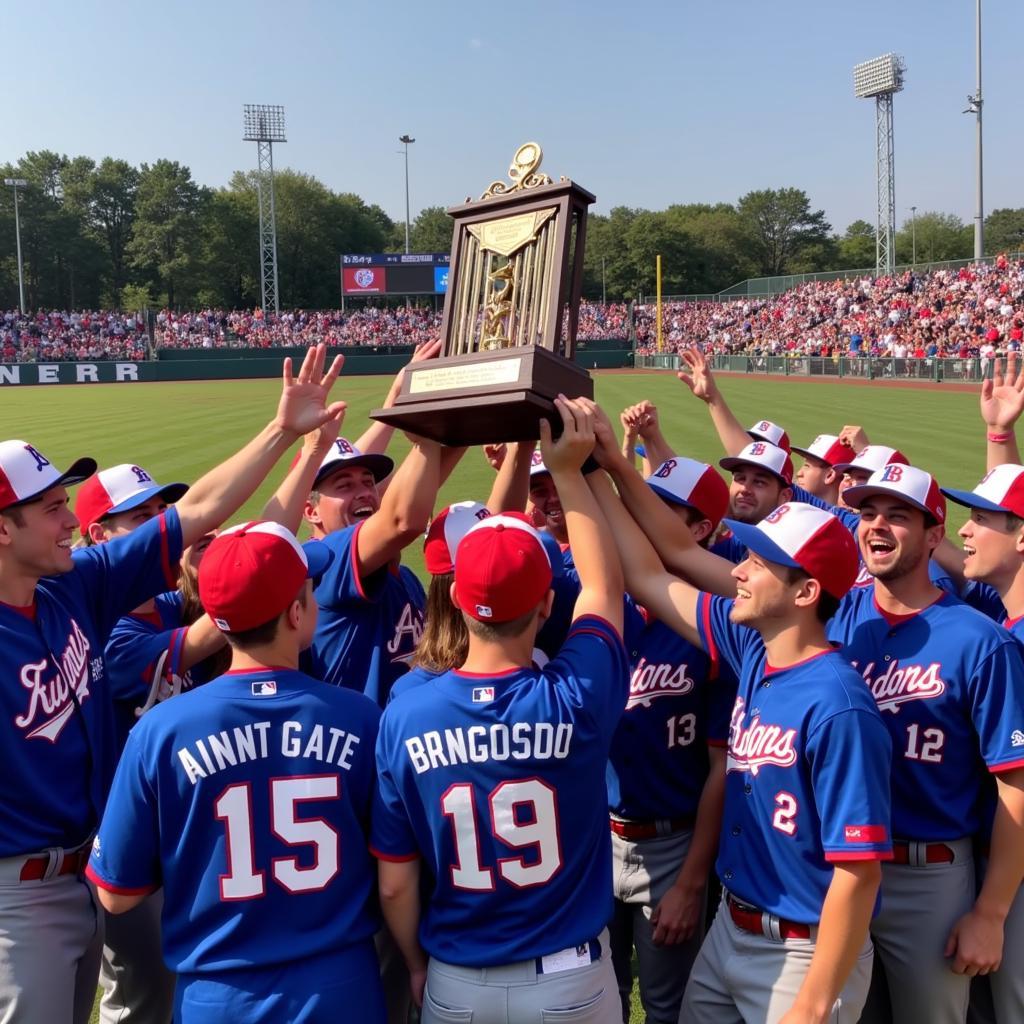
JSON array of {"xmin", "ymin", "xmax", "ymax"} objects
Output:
[{"xmin": 370, "ymin": 143, "xmax": 596, "ymax": 445}]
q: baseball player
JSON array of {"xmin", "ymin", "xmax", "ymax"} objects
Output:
[
  {"xmin": 789, "ymin": 435, "xmax": 857, "ymax": 506},
  {"xmin": 372, "ymin": 397, "xmax": 628, "ymax": 1023},
  {"xmin": 828, "ymin": 465, "xmax": 1024, "ymax": 1024},
  {"xmin": 0, "ymin": 342, "xmax": 346, "ymax": 1023},
  {"xmin": 608, "ymin": 456, "xmax": 736, "ymax": 1024},
  {"xmin": 587, "ymin": 421, "xmax": 893, "ymax": 1023},
  {"xmin": 87, "ymin": 521, "xmax": 385, "ymax": 1024}
]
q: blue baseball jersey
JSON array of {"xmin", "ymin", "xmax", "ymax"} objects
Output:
[
  {"xmin": 535, "ymin": 545, "xmax": 581, "ymax": 657},
  {"xmin": 105, "ymin": 591, "xmax": 218, "ymax": 749},
  {"xmin": 607, "ymin": 600, "xmax": 735, "ymax": 821},
  {"xmin": 308, "ymin": 522, "xmax": 426, "ymax": 707},
  {"xmin": 709, "ymin": 530, "xmax": 747, "ymax": 564},
  {"xmin": 829, "ymin": 587, "xmax": 1024, "ymax": 839},
  {"xmin": 372, "ymin": 615, "xmax": 629, "ymax": 966},
  {"xmin": 86, "ymin": 667, "xmax": 381, "ymax": 974},
  {"xmin": 0, "ymin": 509, "xmax": 181, "ymax": 857},
  {"xmin": 387, "ymin": 664, "xmax": 441, "ymax": 705},
  {"xmin": 960, "ymin": 579, "xmax": 1006, "ymax": 622},
  {"xmin": 697, "ymin": 593, "xmax": 893, "ymax": 923},
  {"xmin": 790, "ymin": 484, "xmax": 860, "ymax": 535}
]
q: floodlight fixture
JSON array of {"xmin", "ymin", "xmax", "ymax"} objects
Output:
[
  {"xmin": 853, "ymin": 54, "xmax": 905, "ymax": 99},
  {"xmin": 243, "ymin": 104, "xmax": 287, "ymax": 143}
]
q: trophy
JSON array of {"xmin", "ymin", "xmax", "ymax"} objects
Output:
[{"xmin": 370, "ymin": 143, "xmax": 596, "ymax": 445}]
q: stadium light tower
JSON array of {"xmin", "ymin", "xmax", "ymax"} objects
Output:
[
  {"xmin": 854, "ymin": 54, "xmax": 906, "ymax": 275},
  {"xmin": 3, "ymin": 178, "xmax": 27, "ymax": 313},
  {"xmin": 963, "ymin": 0, "xmax": 984, "ymax": 260},
  {"xmin": 399, "ymin": 134, "xmax": 415, "ymax": 254},
  {"xmin": 243, "ymin": 104, "xmax": 286, "ymax": 315}
]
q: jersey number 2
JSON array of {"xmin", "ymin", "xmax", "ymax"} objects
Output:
[
  {"xmin": 441, "ymin": 780, "xmax": 562, "ymax": 891},
  {"xmin": 214, "ymin": 775, "xmax": 340, "ymax": 900}
]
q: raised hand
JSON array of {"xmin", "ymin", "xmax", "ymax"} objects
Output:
[
  {"xmin": 275, "ymin": 344, "xmax": 346, "ymax": 438},
  {"xmin": 980, "ymin": 352, "xmax": 1024, "ymax": 431},
  {"xmin": 483, "ymin": 443, "xmax": 507, "ymax": 472},
  {"xmin": 839, "ymin": 425, "xmax": 870, "ymax": 453},
  {"xmin": 539, "ymin": 396, "xmax": 595, "ymax": 475},
  {"xmin": 678, "ymin": 346, "xmax": 719, "ymax": 403}
]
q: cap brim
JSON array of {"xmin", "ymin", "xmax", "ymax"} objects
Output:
[
  {"xmin": 107, "ymin": 481, "xmax": 189, "ymax": 516},
  {"xmin": 722, "ymin": 518, "xmax": 802, "ymax": 570},
  {"xmin": 314, "ymin": 453, "xmax": 394, "ymax": 487},
  {"xmin": 9, "ymin": 456, "xmax": 97, "ymax": 508},
  {"xmin": 646, "ymin": 480, "xmax": 697, "ymax": 510},
  {"xmin": 789, "ymin": 446, "xmax": 832, "ymax": 466},
  {"xmin": 302, "ymin": 539, "xmax": 334, "ymax": 583},
  {"xmin": 940, "ymin": 487, "xmax": 1009, "ymax": 514},
  {"xmin": 832, "ymin": 461, "xmax": 861, "ymax": 474},
  {"xmin": 841, "ymin": 483, "xmax": 932, "ymax": 517},
  {"xmin": 719, "ymin": 456, "xmax": 789, "ymax": 487}
]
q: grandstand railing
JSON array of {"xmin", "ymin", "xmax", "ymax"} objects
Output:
[{"xmin": 634, "ymin": 352, "xmax": 996, "ymax": 383}]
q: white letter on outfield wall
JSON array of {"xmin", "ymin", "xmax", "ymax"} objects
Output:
[
  {"xmin": 0, "ymin": 366, "xmax": 20, "ymax": 385},
  {"xmin": 76, "ymin": 364, "xmax": 98, "ymax": 383},
  {"xmin": 37, "ymin": 365, "xmax": 59, "ymax": 384},
  {"xmin": 115, "ymin": 363, "xmax": 139, "ymax": 382}
]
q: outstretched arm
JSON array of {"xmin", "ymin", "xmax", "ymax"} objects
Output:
[
  {"xmin": 486, "ymin": 441, "xmax": 535, "ymax": 513},
  {"xmin": 678, "ymin": 346, "xmax": 751, "ymax": 456},
  {"xmin": 981, "ymin": 353, "xmax": 1024, "ymax": 470}
]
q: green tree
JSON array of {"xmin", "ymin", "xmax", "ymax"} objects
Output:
[
  {"xmin": 89, "ymin": 158, "xmax": 140, "ymax": 305},
  {"xmin": 736, "ymin": 188, "xmax": 832, "ymax": 276},
  {"xmin": 984, "ymin": 209, "xmax": 1024, "ymax": 255},
  {"xmin": 128, "ymin": 160, "xmax": 207, "ymax": 307},
  {"xmin": 409, "ymin": 206, "xmax": 453, "ymax": 253},
  {"xmin": 199, "ymin": 189, "xmax": 259, "ymax": 308},
  {"xmin": 837, "ymin": 220, "xmax": 876, "ymax": 269},
  {"xmin": 894, "ymin": 211, "xmax": 971, "ymax": 265}
]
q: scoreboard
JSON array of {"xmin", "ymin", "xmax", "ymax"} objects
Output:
[{"xmin": 341, "ymin": 253, "xmax": 450, "ymax": 296}]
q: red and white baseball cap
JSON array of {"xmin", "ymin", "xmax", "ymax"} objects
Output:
[
  {"xmin": 424, "ymin": 501, "xmax": 491, "ymax": 575},
  {"xmin": 306, "ymin": 438, "xmax": 394, "ymax": 489},
  {"xmin": 0, "ymin": 440, "xmax": 95, "ymax": 512},
  {"xmin": 747, "ymin": 420, "xmax": 791, "ymax": 453},
  {"xmin": 646, "ymin": 457, "xmax": 730, "ymax": 529},
  {"xmin": 199, "ymin": 521, "xmax": 334, "ymax": 633},
  {"xmin": 834, "ymin": 445, "xmax": 909, "ymax": 475},
  {"xmin": 724, "ymin": 502, "xmax": 860, "ymax": 598},
  {"xmin": 720, "ymin": 442, "xmax": 794, "ymax": 486},
  {"xmin": 75, "ymin": 464, "xmax": 188, "ymax": 534},
  {"xmin": 942, "ymin": 464, "xmax": 1024, "ymax": 519},
  {"xmin": 454, "ymin": 513, "xmax": 553, "ymax": 623},
  {"xmin": 843, "ymin": 464, "xmax": 947, "ymax": 524},
  {"xmin": 790, "ymin": 435, "xmax": 857, "ymax": 468}
]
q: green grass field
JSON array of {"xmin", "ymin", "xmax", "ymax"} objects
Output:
[{"xmin": 4, "ymin": 369, "xmax": 981, "ymax": 1024}]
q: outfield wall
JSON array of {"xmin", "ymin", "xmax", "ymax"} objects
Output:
[{"xmin": 0, "ymin": 344, "xmax": 631, "ymax": 386}]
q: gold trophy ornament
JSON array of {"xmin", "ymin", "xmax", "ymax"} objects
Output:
[{"xmin": 370, "ymin": 143, "xmax": 595, "ymax": 445}]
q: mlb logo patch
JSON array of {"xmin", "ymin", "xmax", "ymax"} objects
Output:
[
  {"xmin": 472, "ymin": 687, "xmax": 495, "ymax": 703},
  {"xmin": 252, "ymin": 680, "xmax": 278, "ymax": 697}
]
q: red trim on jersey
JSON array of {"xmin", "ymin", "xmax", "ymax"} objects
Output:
[
  {"xmin": 222, "ymin": 666, "xmax": 294, "ymax": 675},
  {"xmin": 167, "ymin": 626, "xmax": 188, "ymax": 676},
  {"xmin": 0, "ymin": 598, "xmax": 36, "ymax": 620},
  {"xmin": 158, "ymin": 513, "xmax": 176, "ymax": 590},
  {"xmin": 452, "ymin": 666, "xmax": 523, "ymax": 679},
  {"xmin": 350, "ymin": 520, "xmax": 369, "ymax": 601},
  {"xmin": 765, "ymin": 649, "xmax": 833, "ymax": 675},
  {"xmin": 84, "ymin": 864, "xmax": 157, "ymax": 895},
  {"xmin": 699, "ymin": 594, "xmax": 719, "ymax": 674},
  {"xmin": 568, "ymin": 614, "xmax": 623, "ymax": 645},
  {"xmin": 825, "ymin": 850, "xmax": 894, "ymax": 863},
  {"xmin": 130, "ymin": 609, "xmax": 163, "ymax": 628},
  {"xmin": 1004, "ymin": 614, "xmax": 1024, "ymax": 630},
  {"xmin": 370, "ymin": 846, "xmax": 420, "ymax": 863},
  {"xmin": 843, "ymin": 824, "xmax": 888, "ymax": 843},
  {"xmin": 872, "ymin": 590, "xmax": 943, "ymax": 627},
  {"xmin": 989, "ymin": 757, "xmax": 1024, "ymax": 774}
]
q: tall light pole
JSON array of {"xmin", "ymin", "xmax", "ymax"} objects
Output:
[
  {"xmin": 910, "ymin": 205, "xmax": 917, "ymax": 266},
  {"xmin": 399, "ymin": 135, "xmax": 415, "ymax": 254},
  {"xmin": 243, "ymin": 104, "xmax": 286, "ymax": 315},
  {"xmin": 964, "ymin": 0, "xmax": 984, "ymax": 260},
  {"xmin": 854, "ymin": 54, "xmax": 906, "ymax": 276},
  {"xmin": 3, "ymin": 178, "xmax": 27, "ymax": 313}
]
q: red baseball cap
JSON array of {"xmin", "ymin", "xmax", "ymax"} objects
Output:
[
  {"xmin": 843, "ymin": 464, "xmax": 947, "ymax": 524},
  {"xmin": 790, "ymin": 435, "xmax": 857, "ymax": 468},
  {"xmin": 725, "ymin": 502, "xmax": 859, "ymax": 598},
  {"xmin": 199, "ymin": 521, "xmax": 334, "ymax": 633},
  {"xmin": 646, "ymin": 457, "xmax": 730, "ymax": 529},
  {"xmin": 75, "ymin": 464, "xmax": 188, "ymax": 533},
  {"xmin": 747, "ymin": 420, "xmax": 791, "ymax": 453},
  {"xmin": 454, "ymin": 513, "xmax": 553, "ymax": 623},
  {"xmin": 424, "ymin": 501, "xmax": 491, "ymax": 575},
  {"xmin": 0, "ymin": 439, "xmax": 95, "ymax": 511},
  {"xmin": 720, "ymin": 441, "xmax": 794, "ymax": 486}
]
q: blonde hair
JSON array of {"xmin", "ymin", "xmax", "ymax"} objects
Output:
[{"xmin": 411, "ymin": 573, "xmax": 468, "ymax": 673}]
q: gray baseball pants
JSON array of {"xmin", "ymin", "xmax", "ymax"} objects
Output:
[{"xmin": 966, "ymin": 860, "xmax": 1024, "ymax": 1024}]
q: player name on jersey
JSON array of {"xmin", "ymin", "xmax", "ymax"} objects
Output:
[
  {"xmin": 176, "ymin": 719, "xmax": 365, "ymax": 785},
  {"xmin": 852, "ymin": 658, "xmax": 946, "ymax": 713},
  {"xmin": 404, "ymin": 722, "xmax": 574, "ymax": 775},
  {"xmin": 726, "ymin": 698, "xmax": 798, "ymax": 776},
  {"xmin": 626, "ymin": 657, "xmax": 697, "ymax": 709}
]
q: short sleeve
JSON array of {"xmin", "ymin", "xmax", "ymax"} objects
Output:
[
  {"xmin": 695, "ymin": 593, "xmax": 761, "ymax": 681},
  {"xmin": 807, "ymin": 708, "xmax": 893, "ymax": 862},
  {"xmin": 969, "ymin": 640, "xmax": 1024, "ymax": 773},
  {"xmin": 85, "ymin": 728, "xmax": 161, "ymax": 893},
  {"xmin": 314, "ymin": 522, "xmax": 387, "ymax": 612},
  {"xmin": 370, "ymin": 716, "xmax": 420, "ymax": 862}
]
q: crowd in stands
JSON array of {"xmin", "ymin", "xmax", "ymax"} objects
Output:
[
  {"xmin": 634, "ymin": 255, "xmax": 1024, "ymax": 361},
  {"xmin": 1, "ymin": 310, "xmax": 149, "ymax": 362}
]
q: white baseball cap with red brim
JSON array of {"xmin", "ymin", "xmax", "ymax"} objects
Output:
[
  {"xmin": 843, "ymin": 465, "xmax": 947, "ymax": 524},
  {"xmin": 0, "ymin": 439, "xmax": 95, "ymax": 511},
  {"xmin": 942, "ymin": 464, "xmax": 1024, "ymax": 519}
]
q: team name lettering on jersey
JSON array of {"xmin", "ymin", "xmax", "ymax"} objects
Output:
[
  {"xmin": 726, "ymin": 698, "xmax": 798, "ymax": 776},
  {"xmin": 855, "ymin": 659, "xmax": 946, "ymax": 713},
  {"xmin": 626, "ymin": 658, "xmax": 696, "ymax": 709},
  {"xmin": 387, "ymin": 603, "xmax": 424, "ymax": 663},
  {"xmin": 404, "ymin": 722, "xmax": 574, "ymax": 775},
  {"xmin": 175, "ymin": 719, "xmax": 363, "ymax": 786},
  {"xmin": 15, "ymin": 620, "xmax": 92, "ymax": 742}
]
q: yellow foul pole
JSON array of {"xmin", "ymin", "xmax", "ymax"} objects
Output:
[{"xmin": 656, "ymin": 254, "xmax": 663, "ymax": 353}]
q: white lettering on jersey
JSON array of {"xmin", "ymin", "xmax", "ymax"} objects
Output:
[
  {"xmin": 404, "ymin": 722, "xmax": 574, "ymax": 775},
  {"xmin": 388, "ymin": 603, "xmax": 424, "ymax": 663},
  {"xmin": 15, "ymin": 620, "xmax": 92, "ymax": 742},
  {"xmin": 627, "ymin": 659, "xmax": 696, "ymax": 709},
  {"xmin": 855, "ymin": 660, "xmax": 946, "ymax": 714},
  {"xmin": 726, "ymin": 698, "xmax": 798, "ymax": 776}
]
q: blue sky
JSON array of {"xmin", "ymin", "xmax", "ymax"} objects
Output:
[{"xmin": 3, "ymin": 0, "xmax": 1020, "ymax": 235}]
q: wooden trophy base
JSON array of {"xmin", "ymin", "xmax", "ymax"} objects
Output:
[{"xmin": 370, "ymin": 345, "xmax": 593, "ymax": 446}]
